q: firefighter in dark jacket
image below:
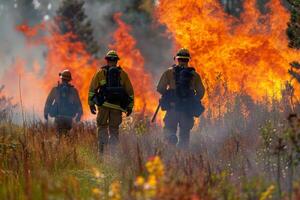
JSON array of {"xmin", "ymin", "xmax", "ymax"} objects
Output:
[
  {"xmin": 88, "ymin": 50, "xmax": 134, "ymax": 153},
  {"xmin": 44, "ymin": 70, "xmax": 83, "ymax": 135},
  {"xmin": 157, "ymin": 48, "xmax": 205, "ymax": 148}
]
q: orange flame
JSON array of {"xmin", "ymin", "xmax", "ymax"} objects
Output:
[
  {"xmin": 2, "ymin": 16, "xmax": 158, "ymax": 119},
  {"xmin": 156, "ymin": 0, "xmax": 300, "ymax": 116},
  {"xmin": 110, "ymin": 13, "xmax": 158, "ymax": 115},
  {"xmin": 10, "ymin": 23, "xmax": 99, "ymax": 118},
  {"xmin": 2, "ymin": 1, "xmax": 298, "ymax": 120}
]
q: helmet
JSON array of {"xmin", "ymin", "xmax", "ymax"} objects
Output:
[
  {"xmin": 59, "ymin": 69, "xmax": 72, "ymax": 81},
  {"xmin": 105, "ymin": 50, "xmax": 120, "ymax": 60},
  {"xmin": 175, "ymin": 48, "xmax": 191, "ymax": 60}
]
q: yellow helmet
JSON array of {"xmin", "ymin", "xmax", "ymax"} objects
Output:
[
  {"xmin": 105, "ymin": 50, "xmax": 120, "ymax": 60},
  {"xmin": 175, "ymin": 48, "xmax": 191, "ymax": 60},
  {"xmin": 59, "ymin": 69, "xmax": 72, "ymax": 81}
]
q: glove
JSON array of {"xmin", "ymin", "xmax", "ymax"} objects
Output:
[
  {"xmin": 75, "ymin": 115, "xmax": 81, "ymax": 122},
  {"xmin": 126, "ymin": 108, "xmax": 132, "ymax": 117},
  {"xmin": 44, "ymin": 113, "xmax": 48, "ymax": 121},
  {"xmin": 90, "ymin": 105, "xmax": 97, "ymax": 115}
]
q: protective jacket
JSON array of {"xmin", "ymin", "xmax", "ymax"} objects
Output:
[
  {"xmin": 157, "ymin": 65, "xmax": 205, "ymax": 115},
  {"xmin": 88, "ymin": 66, "xmax": 134, "ymax": 112},
  {"xmin": 44, "ymin": 83, "xmax": 83, "ymax": 118},
  {"xmin": 157, "ymin": 66, "xmax": 205, "ymax": 98}
]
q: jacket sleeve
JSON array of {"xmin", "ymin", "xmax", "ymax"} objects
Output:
[
  {"xmin": 157, "ymin": 71, "xmax": 169, "ymax": 95},
  {"xmin": 123, "ymin": 72, "xmax": 134, "ymax": 109},
  {"xmin": 44, "ymin": 87, "xmax": 56, "ymax": 115},
  {"xmin": 88, "ymin": 72, "xmax": 101, "ymax": 106},
  {"xmin": 194, "ymin": 73, "xmax": 205, "ymax": 100},
  {"xmin": 74, "ymin": 88, "xmax": 83, "ymax": 116}
]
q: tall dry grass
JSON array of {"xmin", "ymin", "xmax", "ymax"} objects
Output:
[{"xmin": 1, "ymin": 83, "xmax": 300, "ymax": 199}]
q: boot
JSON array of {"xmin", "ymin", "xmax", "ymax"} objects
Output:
[
  {"xmin": 178, "ymin": 129, "xmax": 190, "ymax": 149},
  {"xmin": 98, "ymin": 127, "xmax": 109, "ymax": 154},
  {"xmin": 109, "ymin": 127, "xmax": 119, "ymax": 145},
  {"xmin": 164, "ymin": 128, "xmax": 178, "ymax": 145}
]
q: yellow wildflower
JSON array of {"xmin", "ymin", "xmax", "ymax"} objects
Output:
[
  {"xmin": 145, "ymin": 156, "xmax": 165, "ymax": 178},
  {"xmin": 92, "ymin": 167, "xmax": 104, "ymax": 179},
  {"xmin": 133, "ymin": 156, "xmax": 165, "ymax": 199},
  {"xmin": 109, "ymin": 181, "xmax": 121, "ymax": 200},
  {"xmin": 135, "ymin": 176, "xmax": 145, "ymax": 187},
  {"xmin": 92, "ymin": 188, "xmax": 102, "ymax": 199},
  {"xmin": 259, "ymin": 185, "xmax": 275, "ymax": 200},
  {"xmin": 146, "ymin": 175, "xmax": 157, "ymax": 189}
]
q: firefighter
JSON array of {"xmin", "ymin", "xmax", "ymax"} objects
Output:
[
  {"xmin": 44, "ymin": 69, "xmax": 83, "ymax": 135},
  {"xmin": 88, "ymin": 50, "xmax": 134, "ymax": 153},
  {"xmin": 157, "ymin": 48, "xmax": 205, "ymax": 148}
]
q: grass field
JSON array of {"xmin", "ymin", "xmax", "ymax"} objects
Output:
[{"xmin": 1, "ymin": 93, "xmax": 300, "ymax": 200}]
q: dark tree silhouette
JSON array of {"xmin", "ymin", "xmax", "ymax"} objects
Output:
[
  {"xmin": 56, "ymin": 0, "xmax": 99, "ymax": 57},
  {"xmin": 287, "ymin": 0, "xmax": 300, "ymax": 82}
]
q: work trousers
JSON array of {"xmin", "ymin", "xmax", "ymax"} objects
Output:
[
  {"xmin": 164, "ymin": 109, "xmax": 194, "ymax": 148},
  {"xmin": 55, "ymin": 116, "xmax": 73, "ymax": 136},
  {"xmin": 97, "ymin": 106, "xmax": 122, "ymax": 153}
]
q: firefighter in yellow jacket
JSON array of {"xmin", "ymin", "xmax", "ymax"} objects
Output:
[
  {"xmin": 88, "ymin": 50, "xmax": 134, "ymax": 153},
  {"xmin": 157, "ymin": 48, "xmax": 205, "ymax": 148}
]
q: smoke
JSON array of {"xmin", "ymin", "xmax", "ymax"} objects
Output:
[
  {"xmin": 83, "ymin": 0, "xmax": 173, "ymax": 80},
  {"xmin": 0, "ymin": 1, "xmax": 49, "ymax": 122}
]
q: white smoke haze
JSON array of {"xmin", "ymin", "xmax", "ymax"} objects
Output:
[{"xmin": 0, "ymin": 0, "xmax": 53, "ymax": 121}]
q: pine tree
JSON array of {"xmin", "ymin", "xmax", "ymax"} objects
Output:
[
  {"xmin": 287, "ymin": 0, "xmax": 300, "ymax": 82},
  {"xmin": 287, "ymin": 0, "xmax": 300, "ymax": 49},
  {"xmin": 56, "ymin": 0, "xmax": 99, "ymax": 57}
]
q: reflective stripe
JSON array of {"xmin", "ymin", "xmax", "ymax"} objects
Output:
[
  {"xmin": 101, "ymin": 102, "xmax": 126, "ymax": 112},
  {"xmin": 175, "ymin": 56, "xmax": 190, "ymax": 59},
  {"xmin": 100, "ymin": 80, "xmax": 106, "ymax": 85},
  {"xmin": 89, "ymin": 92, "xmax": 95, "ymax": 97}
]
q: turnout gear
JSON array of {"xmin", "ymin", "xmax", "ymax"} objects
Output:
[
  {"xmin": 157, "ymin": 56, "xmax": 205, "ymax": 148},
  {"xmin": 105, "ymin": 66, "xmax": 130, "ymax": 108},
  {"xmin": 59, "ymin": 70, "xmax": 72, "ymax": 81},
  {"xmin": 44, "ymin": 81, "xmax": 83, "ymax": 134},
  {"xmin": 88, "ymin": 53, "xmax": 134, "ymax": 153},
  {"xmin": 96, "ymin": 106, "xmax": 122, "ymax": 153},
  {"xmin": 88, "ymin": 66, "xmax": 134, "ymax": 112},
  {"xmin": 164, "ymin": 109, "xmax": 194, "ymax": 147},
  {"xmin": 158, "ymin": 65, "xmax": 205, "ymax": 117},
  {"xmin": 46, "ymin": 83, "xmax": 80, "ymax": 118}
]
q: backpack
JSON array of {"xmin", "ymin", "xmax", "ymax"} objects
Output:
[
  {"xmin": 160, "ymin": 66, "xmax": 194, "ymax": 111},
  {"xmin": 105, "ymin": 66, "xmax": 126, "ymax": 104},
  {"xmin": 92, "ymin": 66, "xmax": 130, "ymax": 109},
  {"xmin": 49, "ymin": 83, "xmax": 77, "ymax": 118},
  {"xmin": 174, "ymin": 66, "xmax": 205, "ymax": 117},
  {"xmin": 174, "ymin": 66, "xmax": 195, "ymax": 98}
]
